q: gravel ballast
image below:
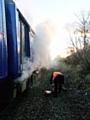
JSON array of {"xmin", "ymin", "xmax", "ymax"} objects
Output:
[{"xmin": 0, "ymin": 70, "xmax": 90, "ymax": 120}]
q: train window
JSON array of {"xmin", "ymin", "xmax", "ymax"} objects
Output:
[
  {"xmin": 19, "ymin": 19, "xmax": 28, "ymax": 68},
  {"xmin": 21, "ymin": 23, "xmax": 25, "ymax": 58},
  {"xmin": 30, "ymin": 28, "xmax": 35, "ymax": 49},
  {"xmin": 30, "ymin": 34, "xmax": 34, "ymax": 48}
]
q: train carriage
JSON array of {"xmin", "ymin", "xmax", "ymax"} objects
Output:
[{"xmin": 0, "ymin": 0, "xmax": 35, "ymax": 112}]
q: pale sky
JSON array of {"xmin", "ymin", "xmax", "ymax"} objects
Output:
[{"xmin": 14, "ymin": 0, "xmax": 90, "ymax": 58}]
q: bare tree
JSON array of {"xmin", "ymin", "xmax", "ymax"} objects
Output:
[
  {"xmin": 74, "ymin": 10, "xmax": 90, "ymax": 48},
  {"xmin": 67, "ymin": 11, "xmax": 90, "ymax": 49},
  {"xmin": 66, "ymin": 11, "xmax": 90, "ymax": 73}
]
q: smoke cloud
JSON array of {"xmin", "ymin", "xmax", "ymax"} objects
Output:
[
  {"xmin": 33, "ymin": 20, "xmax": 58, "ymax": 69},
  {"xmin": 15, "ymin": 20, "xmax": 58, "ymax": 83}
]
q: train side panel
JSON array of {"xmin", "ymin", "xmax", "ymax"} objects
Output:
[
  {"xmin": 0, "ymin": 0, "xmax": 8, "ymax": 81},
  {"xmin": 0, "ymin": 0, "xmax": 8, "ymax": 113},
  {"xmin": 5, "ymin": 1, "xmax": 20, "ymax": 79}
]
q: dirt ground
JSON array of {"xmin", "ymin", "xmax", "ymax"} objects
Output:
[{"xmin": 0, "ymin": 70, "xmax": 90, "ymax": 120}]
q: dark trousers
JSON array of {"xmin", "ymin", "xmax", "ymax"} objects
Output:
[{"xmin": 53, "ymin": 74, "xmax": 64, "ymax": 97}]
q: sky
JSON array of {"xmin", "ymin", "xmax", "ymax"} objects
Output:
[{"xmin": 14, "ymin": 0, "xmax": 90, "ymax": 59}]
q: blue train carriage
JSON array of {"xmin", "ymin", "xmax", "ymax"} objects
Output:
[{"xmin": 0, "ymin": 0, "xmax": 35, "ymax": 111}]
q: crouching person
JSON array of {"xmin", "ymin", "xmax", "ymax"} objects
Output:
[{"xmin": 50, "ymin": 72, "xmax": 64, "ymax": 97}]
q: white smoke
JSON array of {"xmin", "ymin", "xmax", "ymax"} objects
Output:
[
  {"xmin": 15, "ymin": 20, "xmax": 58, "ymax": 83},
  {"xmin": 22, "ymin": 20, "xmax": 58, "ymax": 72},
  {"xmin": 33, "ymin": 20, "xmax": 58, "ymax": 69}
]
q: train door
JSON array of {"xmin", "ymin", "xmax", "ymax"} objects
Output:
[{"xmin": 18, "ymin": 19, "xmax": 29, "ymax": 72}]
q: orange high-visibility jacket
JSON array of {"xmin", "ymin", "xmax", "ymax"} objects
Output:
[{"xmin": 52, "ymin": 72, "xmax": 62, "ymax": 80}]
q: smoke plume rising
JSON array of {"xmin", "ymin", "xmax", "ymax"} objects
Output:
[{"xmin": 33, "ymin": 20, "xmax": 58, "ymax": 69}]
